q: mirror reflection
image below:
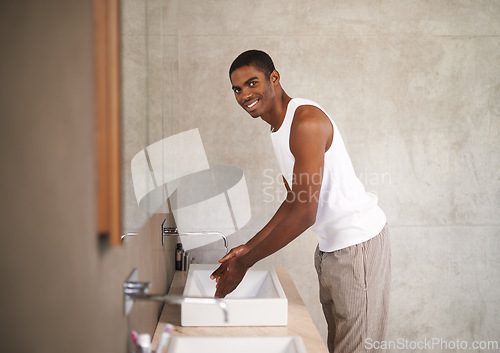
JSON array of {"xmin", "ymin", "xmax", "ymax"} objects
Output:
[
  {"xmin": 120, "ymin": 1, "xmax": 252, "ymax": 255},
  {"xmin": 121, "ymin": 0, "xmax": 176, "ymax": 233}
]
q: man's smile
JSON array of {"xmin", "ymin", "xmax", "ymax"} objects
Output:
[
  {"xmin": 247, "ymin": 100, "xmax": 258, "ymax": 108},
  {"xmin": 244, "ymin": 98, "xmax": 259, "ymax": 111}
]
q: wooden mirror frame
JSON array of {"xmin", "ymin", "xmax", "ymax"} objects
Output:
[{"xmin": 94, "ymin": 0, "xmax": 122, "ymax": 246}]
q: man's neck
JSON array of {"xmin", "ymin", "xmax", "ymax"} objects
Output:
[{"xmin": 262, "ymin": 91, "xmax": 292, "ymax": 132}]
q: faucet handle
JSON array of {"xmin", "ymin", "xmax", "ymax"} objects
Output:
[
  {"xmin": 161, "ymin": 218, "xmax": 178, "ymax": 245},
  {"xmin": 123, "ymin": 281, "xmax": 152, "ymax": 295}
]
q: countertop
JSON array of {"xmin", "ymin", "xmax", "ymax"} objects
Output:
[{"xmin": 151, "ymin": 267, "xmax": 328, "ymax": 353}]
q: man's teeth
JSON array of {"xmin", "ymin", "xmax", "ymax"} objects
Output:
[{"xmin": 247, "ymin": 100, "xmax": 258, "ymax": 108}]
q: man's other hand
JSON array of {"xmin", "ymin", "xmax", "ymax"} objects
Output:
[{"xmin": 210, "ymin": 256, "xmax": 248, "ymax": 298}]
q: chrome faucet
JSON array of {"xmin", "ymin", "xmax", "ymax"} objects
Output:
[
  {"xmin": 161, "ymin": 219, "xmax": 228, "ymax": 254},
  {"xmin": 123, "ymin": 278, "xmax": 229, "ymax": 322}
]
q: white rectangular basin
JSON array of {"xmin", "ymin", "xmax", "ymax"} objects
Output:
[
  {"xmin": 181, "ymin": 264, "xmax": 288, "ymax": 326},
  {"xmin": 166, "ymin": 336, "xmax": 307, "ymax": 353}
]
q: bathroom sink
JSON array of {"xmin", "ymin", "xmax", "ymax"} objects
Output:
[
  {"xmin": 181, "ymin": 264, "xmax": 288, "ymax": 326},
  {"xmin": 165, "ymin": 336, "xmax": 306, "ymax": 353}
]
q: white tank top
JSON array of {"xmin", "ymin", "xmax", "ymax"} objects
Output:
[{"xmin": 271, "ymin": 98, "xmax": 386, "ymax": 252}]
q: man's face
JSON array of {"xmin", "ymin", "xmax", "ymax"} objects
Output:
[{"xmin": 230, "ymin": 65, "xmax": 276, "ymax": 118}]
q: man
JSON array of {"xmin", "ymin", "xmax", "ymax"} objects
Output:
[{"xmin": 211, "ymin": 50, "xmax": 391, "ymax": 353}]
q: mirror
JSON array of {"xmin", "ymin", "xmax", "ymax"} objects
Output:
[
  {"xmin": 121, "ymin": 0, "xmax": 177, "ymax": 234},
  {"xmin": 120, "ymin": 1, "xmax": 252, "ymax": 254}
]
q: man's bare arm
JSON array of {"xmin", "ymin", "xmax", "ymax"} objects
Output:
[
  {"xmin": 215, "ymin": 178, "xmax": 293, "ymax": 264},
  {"xmin": 211, "ymin": 106, "xmax": 333, "ymax": 297}
]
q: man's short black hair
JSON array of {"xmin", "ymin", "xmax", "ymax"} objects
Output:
[{"xmin": 229, "ymin": 50, "xmax": 276, "ymax": 79}]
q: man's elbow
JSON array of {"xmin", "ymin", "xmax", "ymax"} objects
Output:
[
  {"xmin": 295, "ymin": 208, "xmax": 317, "ymax": 229},
  {"xmin": 304, "ymin": 212, "xmax": 317, "ymax": 228}
]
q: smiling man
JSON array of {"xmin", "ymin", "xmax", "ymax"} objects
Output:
[{"xmin": 211, "ymin": 50, "xmax": 391, "ymax": 353}]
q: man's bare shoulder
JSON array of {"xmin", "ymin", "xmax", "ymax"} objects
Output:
[
  {"xmin": 290, "ymin": 104, "xmax": 333, "ymax": 154},
  {"xmin": 292, "ymin": 104, "xmax": 332, "ymax": 131}
]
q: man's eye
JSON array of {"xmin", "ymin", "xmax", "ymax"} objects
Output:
[
  {"xmin": 249, "ymin": 81, "xmax": 257, "ymax": 87},
  {"xmin": 233, "ymin": 88, "xmax": 240, "ymax": 93}
]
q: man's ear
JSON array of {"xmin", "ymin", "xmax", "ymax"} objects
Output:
[{"xmin": 270, "ymin": 69, "xmax": 280, "ymax": 86}]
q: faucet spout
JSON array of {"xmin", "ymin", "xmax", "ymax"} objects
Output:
[
  {"xmin": 161, "ymin": 219, "xmax": 229, "ymax": 254},
  {"xmin": 179, "ymin": 231, "xmax": 229, "ymax": 254},
  {"xmin": 123, "ymin": 280, "xmax": 229, "ymax": 323},
  {"xmin": 134, "ymin": 294, "xmax": 229, "ymax": 322}
]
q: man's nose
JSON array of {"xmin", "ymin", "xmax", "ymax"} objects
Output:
[{"xmin": 242, "ymin": 88, "xmax": 252, "ymax": 101}]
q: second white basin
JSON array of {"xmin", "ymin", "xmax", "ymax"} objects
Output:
[
  {"xmin": 181, "ymin": 264, "xmax": 288, "ymax": 326},
  {"xmin": 166, "ymin": 336, "xmax": 307, "ymax": 353}
]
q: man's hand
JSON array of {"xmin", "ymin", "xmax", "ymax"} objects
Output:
[
  {"xmin": 218, "ymin": 244, "xmax": 250, "ymax": 263},
  {"xmin": 210, "ymin": 254, "xmax": 249, "ymax": 298}
]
